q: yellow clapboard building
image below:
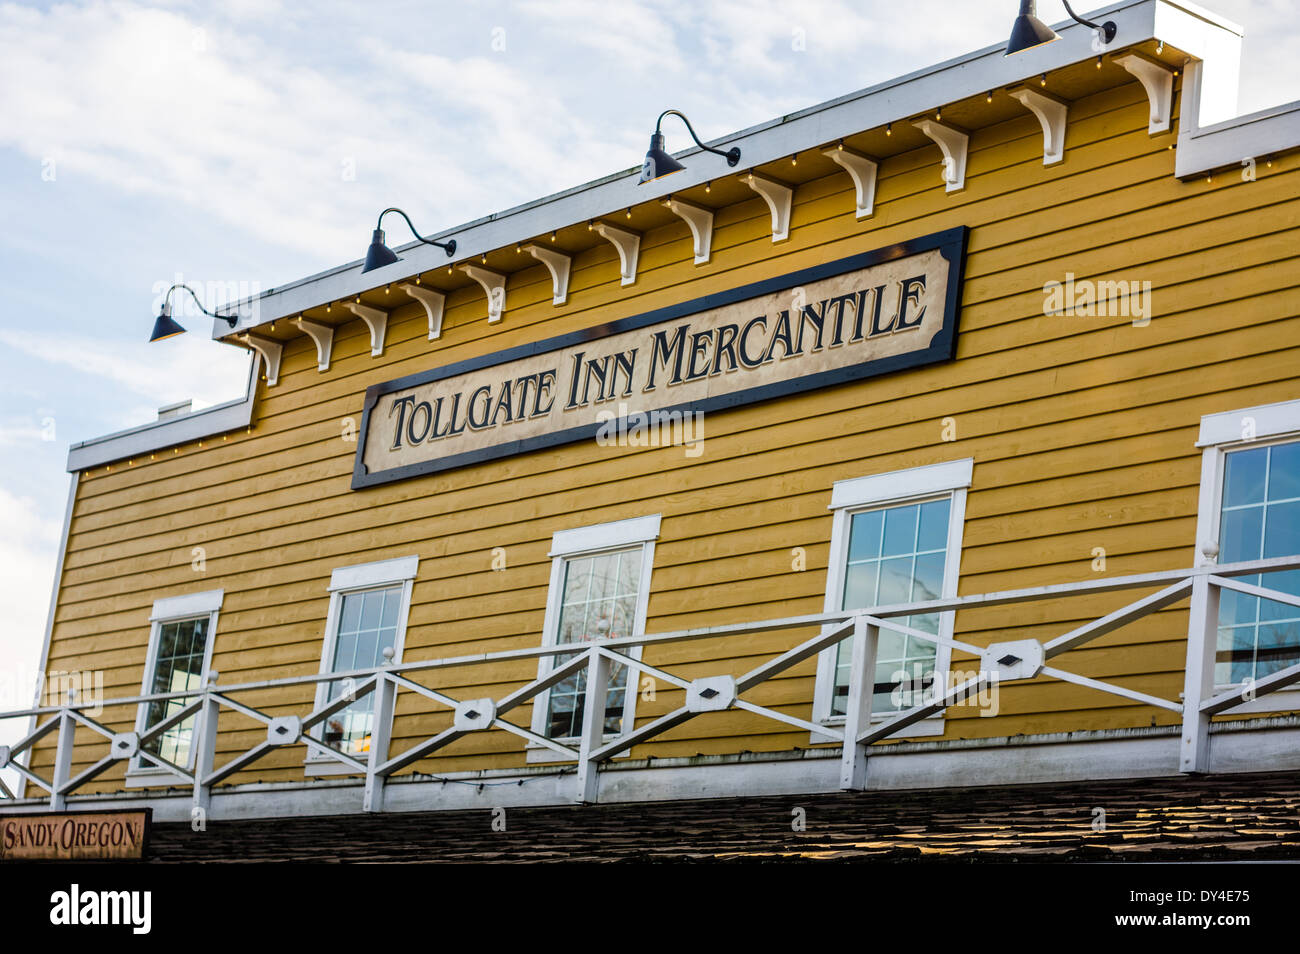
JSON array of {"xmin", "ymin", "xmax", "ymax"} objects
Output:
[{"xmin": 3, "ymin": 0, "xmax": 1299, "ymax": 822}]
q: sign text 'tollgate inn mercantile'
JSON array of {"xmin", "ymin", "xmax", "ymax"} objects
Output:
[{"xmin": 3, "ymin": 0, "xmax": 1300, "ymax": 826}]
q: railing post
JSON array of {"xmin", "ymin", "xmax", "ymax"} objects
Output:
[
  {"xmin": 575, "ymin": 645, "xmax": 611, "ymax": 804},
  {"xmin": 364, "ymin": 672, "xmax": 397, "ymax": 813},
  {"xmin": 192, "ymin": 682, "xmax": 220, "ymax": 817},
  {"xmin": 840, "ymin": 616, "xmax": 879, "ymax": 791},
  {"xmin": 49, "ymin": 693, "xmax": 76, "ymax": 811},
  {"xmin": 1180, "ymin": 569, "xmax": 1220, "ymax": 773}
]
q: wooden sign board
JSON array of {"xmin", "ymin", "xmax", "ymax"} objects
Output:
[
  {"xmin": 0, "ymin": 810, "xmax": 151, "ymax": 861},
  {"xmin": 353, "ymin": 227, "xmax": 967, "ymax": 488}
]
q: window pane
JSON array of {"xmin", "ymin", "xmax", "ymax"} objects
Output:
[
  {"xmin": 142, "ymin": 617, "xmax": 211, "ymax": 767},
  {"xmin": 545, "ymin": 548, "xmax": 643, "ymax": 739},
  {"xmin": 881, "ymin": 505, "xmax": 918, "ymax": 557},
  {"xmin": 916, "ymin": 499, "xmax": 950, "ymax": 553},
  {"xmin": 1269, "ymin": 442, "xmax": 1300, "ymax": 500},
  {"xmin": 1223, "ymin": 447, "xmax": 1267, "ymax": 508},
  {"xmin": 842, "ymin": 562, "xmax": 878, "ymax": 610},
  {"xmin": 847, "ymin": 510, "xmax": 883, "ymax": 563},
  {"xmin": 321, "ymin": 586, "xmax": 403, "ymax": 755},
  {"xmin": 1220, "ymin": 508, "xmax": 1262, "ymax": 563},
  {"xmin": 832, "ymin": 497, "xmax": 953, "ymax": 716},
  {"xmin": 1216, "ymin": 441, "xmax": 1300, "ymax": 685},
  {"xmin": 1263, "ymin": 501, "xmax": 1300, "ymax": 559}
]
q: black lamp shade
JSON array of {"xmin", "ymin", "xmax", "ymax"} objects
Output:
[
  {"xmin": 149, "ymin": 310, "xmax": 186, "ymax": 342},
  {"xmin": 362, "ymin": 228, "xmax": 401, "ymax": 273},
  {"xmin": 1005, "ymin": 0, "xmax": 1060, "ymax": 55},
  {"xmin": 639, "ymin": 133, "xmax": 686, "ymax": 185}
]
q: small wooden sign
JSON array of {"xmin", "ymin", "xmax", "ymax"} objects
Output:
[{"xmin": 0, "ymin": 810, "xmax": 150, "ymax": 861}]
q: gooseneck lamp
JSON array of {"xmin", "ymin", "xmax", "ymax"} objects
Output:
[
  {"xmin": 149, "ymin": 283, "xmax": 238, "ymax": 342},
  {"xmin": 1005, "ymin": 1, "xmax": 1117, "ymax": 56},
  {"xmin": 639, "ymin": 110, "xmax": 741, "ymax": 185},
  {"xmin": 362, "ymin": 208, "xmax": 456, "ymax": 273}
]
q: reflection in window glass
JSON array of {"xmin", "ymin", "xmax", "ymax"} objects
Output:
[
  {"xmin": 545, "ymin": 548, "xmax": 642, "ymax": 739},
  {"xmin": 833, "ymin": 498, "xmax": 951, "ymax": 716},
  {"xmin": 322, "ymin": 586, "xmax": 403, "ymax": 755},
  {"xmin": 1216, "ymin": 442, "xmax": 1300, "ymax": 685},
  {"xmin": 142, "ymin": 617, "xmax": 210, "ymax": 767}
]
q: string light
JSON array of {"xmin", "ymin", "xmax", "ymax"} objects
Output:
[
  {"xmin": 986, "ymin": 91, "xmax": 993, "ymax": 103},
  {"xmin": 886, "ymin": 123, "xmax": 892, "ymax": 136},
  {"xmin": 550, "ymin": 231, "xmax": 557, "ymax": 242},
  {"xmin": 704, "ymin": 181, "xmax": 711, "ymax": 193},
  {"xmin": 935, "ymin": 108, "xmax": 942, "ymax": 120},
  {"xmin": 625, "ymin": 208, "xmax": 632, "ymax": 219},
  {"xmin": 1040, "ymin": 73, "xmax": 1047, "ymax": 87},
  {"xmin": 837, "ymin": 140, "xmax": 844, "ymax": 150}
]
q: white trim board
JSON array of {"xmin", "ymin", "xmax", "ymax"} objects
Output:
[
  {"xmin": 549, "ymin": 514, "xmax": 661, "ymax": 557},
  {"xmin": 328, "ymin": 555, "xmax": 420, "ymax": 591},
  {"xmin": 16, "ymin": 719, "xmax": 1300, "ymax": 824},
  {"xmin": 149, "ymin": 589, "xmax": 225, "ymax": 621}
]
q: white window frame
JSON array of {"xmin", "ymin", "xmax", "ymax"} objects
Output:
[
  {"xmin": 1194, "ymin": 399, "xmax": 1300, "ymax": 713},
  {"xmin": 126, "ymin": 589, "xmax": 224, "ymax": 785},
  {"xmin": 528, "ymin": 515, "xmax": 660, "ymax": 763},
  {"xmin": 812, "ymin": 459, "xmax": 972, "ymax": 742},
  {"xmin": 305, "ymin": 556, "xmax": 419, "ymax": 775}
]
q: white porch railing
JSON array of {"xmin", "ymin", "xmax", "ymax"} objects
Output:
[{"xmin": 2, "ymin": 553, "xmax": 1299, "ymax": 813}]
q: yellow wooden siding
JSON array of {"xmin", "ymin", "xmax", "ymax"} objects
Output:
[{"xmin": 29, "ymin": 74, "xmax": 1300, "ymax": 791}]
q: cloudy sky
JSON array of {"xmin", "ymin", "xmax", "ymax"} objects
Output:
[{"xmin": 0, "ymin": 0, "xmax": 1296, "ymax": 763}]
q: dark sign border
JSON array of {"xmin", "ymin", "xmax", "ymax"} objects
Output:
[{"xmin": 352, "ymin": 225, "xmax": 968, "ymax": 489}]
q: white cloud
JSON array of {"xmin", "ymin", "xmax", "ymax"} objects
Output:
[{"xmin": 0, "ymin": 328, "xmax": 251, "ymax": 428}]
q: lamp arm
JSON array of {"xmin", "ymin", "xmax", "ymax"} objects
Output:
[
  {"xmin": 164, "ymin": 284, "xmax": 238, "ymax": 327},
  {"xmin": 376, "ymin": 207, "xmax": 457, "ymax": 257},
  {"xmin": 654, "ymin": 110, "xmax": 742, "ymax": 166},
  {"xmin": 1061, "ymin": 1, "xmax": 1117, "ymax": 42}
]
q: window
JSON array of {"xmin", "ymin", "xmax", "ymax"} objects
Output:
[
  {"xmin": 308, "ymin": 556, "xmax": 418, "ymax": 768},
  {"xmin": 1196, "ymin": 400, "xmax": 1300, "ymax": 691},
  {"xmin": 813, "ymin": 460, "xmax": 971, "ymax": 733},
  {"xmin": 131, "ymin": 590, "xmax": 222, "ymax": 776},
  {"xmin": 531, "ymin": 515, "xmax": 659, "ymax": 752}
]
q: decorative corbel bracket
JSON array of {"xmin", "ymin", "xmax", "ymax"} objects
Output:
[
  {"xmin": 742, "ymin": 173, "xmax": 793, "ymax": 241},
  {"xmin": 661, "ymin": 197, "xmax": 715, "ymax": 264},
  {"xmin": 400, "ymin": 283, "xmax": 447, "ymax": 340},
  {"xmin": 294, "ymin": 317, "xmax": 334, "ymax": 372},
  {"xmin": 912, "ymin": 119, "xmax": 969, "ymax": 192},
  {"xmin": 591, "ymin": 223, "xmax": 641, "ymax": 286},
  {"xmin": 457, "ymin": 264, "xmax": 507, "ymax": 323},
  {"xmin": 821, "ymin": 147, "xmax": 879, "ymax": 218},
  {"xmin": 1009, "ymin": 88, "xmax": 1069, "ymax": 165},
  {"xmin": 1113, "ymin": 52, "xmax": 1175, "ymax": 135},
  {"xmin": 345, "ymin": 302, "xmax": 388, "ymax": 355},
  {"xmin": 241, "ymin": 334, "xmax": 283, "ymax": 386},
  {"xmin": 521, "ymin": 244, "xmax": 572, "ymax": 304}
]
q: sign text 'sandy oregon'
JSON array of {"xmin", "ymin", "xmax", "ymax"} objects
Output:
[{"xmin": 353, "ymin": 227, "xmax": 967, "ymax": 488}]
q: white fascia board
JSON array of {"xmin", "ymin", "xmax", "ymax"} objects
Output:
[
  {"xmin": 829, "ymin": 459, "xmax": 974, "ymax": 511},
  {"xmin": 549, "ymin": 515, "xmax": 662, "ymax": 557},
  {"xmin": 213, "ymin": 1, "xmax": 1230, "ymax": 339},
  {"xmin": 328, "ymin": 555, "xmax": 420, "ymax": 592},
  {"xmin": 1174, "ymin": 93, "xmax": 1300, "ymax": 178},
  {"xmin": 66, "ymin": 355, "xmax": 257, "ymax": 473}
]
